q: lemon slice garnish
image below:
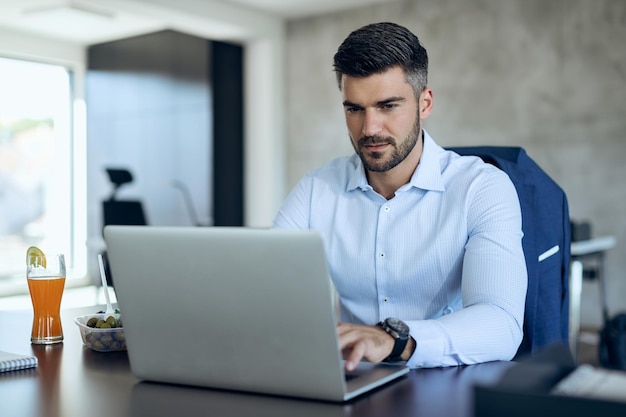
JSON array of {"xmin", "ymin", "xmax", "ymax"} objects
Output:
[{"xmin": 26, "ymin": 246, "xmax": 46, "ymax": 267}]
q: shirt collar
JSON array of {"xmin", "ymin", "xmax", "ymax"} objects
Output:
[
  {"xmin": 347, "ymin": 155, "xmax": 370, "ymax": 192},
  {"xmin": 409, "ymin": 130, "xmax": 446, "ymax": 192},
  {"xmin": 346, "ymin": 130, "xmax": 446, "ymax": 193}
]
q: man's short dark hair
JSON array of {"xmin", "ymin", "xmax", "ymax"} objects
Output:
[{"xmin": 333, "ymin": 22, "xmax": 428, "ymax": 95}]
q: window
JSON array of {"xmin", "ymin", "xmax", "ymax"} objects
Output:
[{"xmin": 0, "ymin": 56, "xmax": 87, "ymax": 296}]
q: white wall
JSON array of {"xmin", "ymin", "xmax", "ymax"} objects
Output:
[{"xmin": 0, "ymin": 28, "xmax": 85, "ymax": 66}]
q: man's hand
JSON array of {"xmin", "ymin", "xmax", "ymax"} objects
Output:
[{"xmin": 337, "ymin": 322, "xmax": 414, "ymax": 371}]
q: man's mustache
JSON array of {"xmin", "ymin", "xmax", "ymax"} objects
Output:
[{"xmin": 358, "ymin": 135, "xmax": 395, "ymax": 147}]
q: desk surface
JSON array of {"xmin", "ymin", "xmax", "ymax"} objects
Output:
[
  {"xmin": 0, "ymin": 306, "xmax": 513, "ymax": 417},
  {"xmin": 571, "ymin": 236, "xmax": 617, "ymax": 256}
]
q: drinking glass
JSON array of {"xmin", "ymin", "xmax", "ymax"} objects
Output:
[{"xmin": 27, "ymin": 254, "xmax": 66, "ymax": 344}]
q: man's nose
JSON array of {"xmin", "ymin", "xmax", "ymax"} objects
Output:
[{"xmin": 362, "ymin": 109, "xmax": 383, "ymax": 137}]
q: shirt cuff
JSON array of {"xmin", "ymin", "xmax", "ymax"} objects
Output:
[{"xmin": 405, "ymin": 320, "xmax": 452, "ymax": 368}]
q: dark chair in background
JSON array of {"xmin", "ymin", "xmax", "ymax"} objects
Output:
[
  {"xmin": 103, "ymin": 168, "xmax": 148, "ymax": 227},
  {"xmin": 103, "ymin": 200, "xmax": 147, "ymax": 229},
  {"xmin": 448, "ymin": 146, "xmax": 571, "ymax": 358},
  {"xmin": 100, "ymin": 168, "xmax": 148, "ymax": 286}
]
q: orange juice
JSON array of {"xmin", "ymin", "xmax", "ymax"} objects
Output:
[{"xmin": 28, "ymin": 276, "xmax": 66, "ymax": 343}]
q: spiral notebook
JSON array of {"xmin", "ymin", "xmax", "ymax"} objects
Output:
[{"xmin": 0, "ymin": 351, "xmax": 38, "ymax": 373}]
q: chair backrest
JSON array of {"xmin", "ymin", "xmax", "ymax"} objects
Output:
[
  {"xmin": 102, "ymin": 167, "xmax": 148, "ymax": 230},
  {"xmin": 101, "ymin": 200, "xmax": 148, "ymax": 287},
  {"xmin": 448, "ymin": 146, "xmax": 571, "ymax": 357},
  {"xmin": 102, "ymin": 200, "xmax": 147, "ymax": 229}
]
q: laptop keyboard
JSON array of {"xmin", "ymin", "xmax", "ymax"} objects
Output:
[{"xmin": 345, "ymin": 373, "xmax": 358, "ymax": 382}]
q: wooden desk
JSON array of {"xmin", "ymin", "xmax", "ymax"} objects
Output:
[{"xmin": 0, "ymin": 306, "xmax": 513, "ymax": 417}]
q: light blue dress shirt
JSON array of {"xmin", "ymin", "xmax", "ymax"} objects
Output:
[{"xmin": 273, "ymin": 131, "xmax": 527, "ymax": 368}]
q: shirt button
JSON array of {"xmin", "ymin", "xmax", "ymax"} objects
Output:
[
  {"xmin": 383, "ymin": 298, "xmax": 389, "ymax": 303},
  {"xmin": 443, "ymin": 307, "xmax": 453, "ymax": 315},
  {"xmin": 383, "ymin": 206, "xmax": 390, "ymax": 212},
  {"xmin": 379, "ymin": 252, "xmax": 385, "ymax": 258}
]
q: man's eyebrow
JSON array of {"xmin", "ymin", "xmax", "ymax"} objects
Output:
[
  {"xmin": 342, "ymin": 100, "xmax": 362, "ymax": 108},
  {"xmin": 342, "ymin": 96, "xmax": 407, "ymax": 108},
  {"xmin": 377, "ymin": 96, "xmax": 406, "ymax": 106}
]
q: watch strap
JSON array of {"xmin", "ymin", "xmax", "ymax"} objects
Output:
[
  {"xmin": 385, "ymin": 334, "xmax": 408, "ymax": 362},
  {"xmin": 378, "ymin": 319, "xmax": 409, "ymax": 362}
]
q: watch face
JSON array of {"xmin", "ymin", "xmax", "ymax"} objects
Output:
[{"xmin": 386, "ymin": 318, "xmax": 410, "ymax": 337}]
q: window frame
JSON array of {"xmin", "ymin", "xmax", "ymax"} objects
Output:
[{"xmin": 0, "ymin": 54, "xmax": 89, "ymax": 297}]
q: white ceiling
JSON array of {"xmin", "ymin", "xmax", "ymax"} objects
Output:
[
  {"xmin": 221, "ymin": 0, "xmax": 396, "ymax": 18},
  {"xmin": 0, "ymin": 0, "xmax": 164, "ymax": 45},
  {"xmin": 0, "ymin": 0, "xmax": 396, "ymax": 45}
]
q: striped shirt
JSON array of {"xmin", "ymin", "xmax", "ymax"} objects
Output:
[{"xmin": 273, "ymin": 130, "xmax": 527, "ymax": 368}]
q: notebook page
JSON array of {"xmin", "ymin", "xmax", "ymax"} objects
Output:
[{"xmin": 551, "ymin": 364, "xmax": 626, "ymax": 403}]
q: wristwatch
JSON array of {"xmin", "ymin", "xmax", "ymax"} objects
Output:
[{"xmin": 377, "ymin": 317, "xmax": 410, "ymax": 362}]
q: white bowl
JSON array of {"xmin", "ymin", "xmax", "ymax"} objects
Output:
[{"xmin": 74, "ymin": 313, "xmax": 126, "ymax": 352}]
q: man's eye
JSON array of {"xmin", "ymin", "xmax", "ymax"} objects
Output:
[
  {"xmin": 346, "ymin": 107, "xmax": 361, "ymax": 113},
  {"xmin": 382, "ymin": 103, "xmax": 396, "ymax": 110}
]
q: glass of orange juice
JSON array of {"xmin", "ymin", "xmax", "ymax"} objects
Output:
[{"xmin": 27, "ymin": 252, "xmax": 66, "ymax": 344}]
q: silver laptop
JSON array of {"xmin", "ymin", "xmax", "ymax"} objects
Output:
[{"xmin": 103, "ymin": 226, "xmax": 409, "ymax": 402}]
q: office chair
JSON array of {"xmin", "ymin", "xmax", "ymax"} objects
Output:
[
  {"xmin": 447, "ymin": 146, "xmax": 571, "ymax": 358},
  {"xmin": 103, "ymin": 168, "xmax": 148, "ymax": 226},
  {"xmin": 102, "ymin": 200, "xmax": 147, "ymax": 228},
  {"xmin": 101, "ymin": 168, "xmax": 148, "ymax": 286}
]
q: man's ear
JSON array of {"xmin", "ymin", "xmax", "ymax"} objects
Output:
[{"xmin": 419, "ymin": 88, "xmax": 434, "ymax": 120}]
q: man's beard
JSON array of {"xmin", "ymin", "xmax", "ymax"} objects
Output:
[{"xmin": 352, "ymin": 116, "xmax": 421, "ymax": 173}]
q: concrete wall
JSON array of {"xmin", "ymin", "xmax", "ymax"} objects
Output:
[{"xmin": 284, "ymin": 0, "xmax": 626, "ymax": 326}]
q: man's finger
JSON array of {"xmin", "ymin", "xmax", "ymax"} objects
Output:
[
  {"xmin": 345, "ymin": 339, "xmax": 367, "ymax": 371},
  {"xmin": 337, "ymin": 323, "xmax": 362, "ymax": 350}
]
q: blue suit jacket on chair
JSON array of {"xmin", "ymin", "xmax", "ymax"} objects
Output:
[{"xmin": 448, "ymin": 146, "xmax": 571, "ymax": 357}]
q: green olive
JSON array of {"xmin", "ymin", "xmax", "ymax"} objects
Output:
[
  {"xmin": 82, "ymin": 313, "xmax": 125, "ymax": 351},
  {"xmin": 92, "ymin": 340, "xmax": 105, "ymax": 350}
]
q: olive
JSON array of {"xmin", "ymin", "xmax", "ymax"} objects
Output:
[
  {"xmin": 92, "ymin": 340, "xmax": 105, "ymax": 350},
  {"xmin": 86, "ymin": 333, "xmax": 101, "ymax": 345},
  {"xmin": 82, "ymin": 313, "xmax": 125, "ymax": 351}
]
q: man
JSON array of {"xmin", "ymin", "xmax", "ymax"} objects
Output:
[{"xmin": 273, "ymin": 22, "xmax": 527, "ymax": 369}]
